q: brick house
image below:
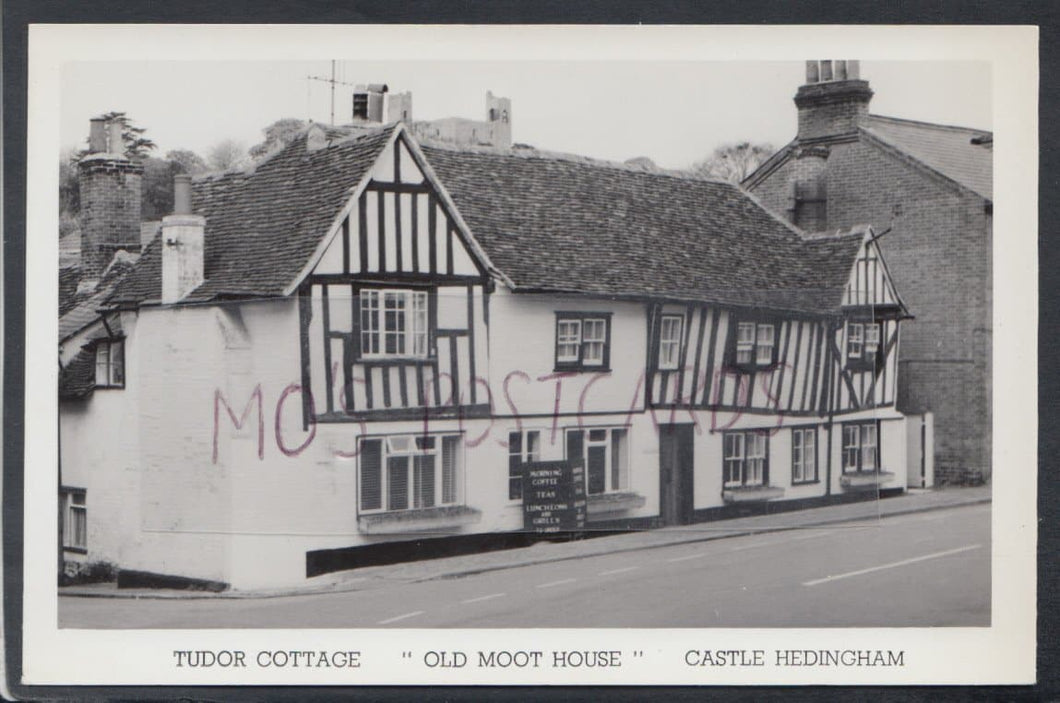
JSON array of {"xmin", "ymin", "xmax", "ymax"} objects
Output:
[{"xmin": 744, "ymin": 60, "xmax": 992, "ymax": 485}]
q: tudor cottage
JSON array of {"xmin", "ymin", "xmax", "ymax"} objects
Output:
[{"xmin": 59, "ymin": 115, "xmax": 912, "ymax": 590}]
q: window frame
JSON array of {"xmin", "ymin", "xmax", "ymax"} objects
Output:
[
  {"xmin": 728, "ymin": 319, "xmax": 777, "ymax": 372},
  {"xmin": 722, "ymin": 430, "xmax": 770, "ymax": 488},
  {"xmin": 564, "ymin": 426, "xmax": 630, "ymax": 496},
  {"xmin": 357, "ymin": 433, "xmax": 463, "ymax": 514},
  {"xmin": 60, "ymin": 486, "xmax": 87, "ymax": 553},
  {"xmin": 507, "ymin": 429, "xmax": 542, "ymax": 501},
  {"xmin": 791, "ymin": 426, "xmax": 819, "ymax": 484},
  {"xmin": 657, "ymin": 314, "xmax": 684, "ymax": 371},
  {"xmin": 553, "ymin": 312, "xmax": 612, "ymax": 372},
  {"xmin": 358, "ymin": 288, "xmax": 430, "ymax": 361},
  {"xmin": 845, "ymin": 320, "xmax": 883, "ymax": 370},
  {"xmin": 94, "ymin": 338, "xmax": 125, "ymax": 390},
  {"xmin": 841, "ymin": 421, "xmax": 880, "ymax": 474}
]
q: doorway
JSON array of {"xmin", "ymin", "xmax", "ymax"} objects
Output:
[{"xmin": 658, "ymin": 424, "xmax": 695, "ymax": 525}]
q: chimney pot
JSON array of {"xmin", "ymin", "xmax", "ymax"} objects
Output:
[
  {"xmin": 107, "ymin": 120, "xmax": 124, "ymax": 156},
  {"xmin": 173, "ymin": 174, "xmax": 192, "ymax": 215},
  {"xmin": 88, "ymin": 118, "xmax": 107, "ymax": 153},
  {"xmin": 805, "ymin": 61, "xmax": 820, "ymax": 83}
]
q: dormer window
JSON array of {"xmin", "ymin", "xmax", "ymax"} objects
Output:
[
  {"xmin": 731, "ymin": 321, "xmax": 775, "ymax": 370},
  {"xmin": 94, "ymin": 339, "xmax": 124, "ymax": 389}
]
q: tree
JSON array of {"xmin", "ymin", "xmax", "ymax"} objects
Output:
[
  {"xmin": 207, "ymin": 139, "xmax": 249, "ymax": 172},
  {"xmin": 691, "ymin": 142, "xmax": 775, "ymax": 185},
  {"xmin": 141, "ymin": 157, "xmax": 176, "ymax": 220},
  {"xmin": 165, "ymin": 149, "xmax": 208, "ymax": 176},
  {"xmin": 77, "ymin": 111, "xmax": 157, "ymax": 160},
  {"xmin": 249, "ymin": 118, "xmax": 306, "ymax": 161}
]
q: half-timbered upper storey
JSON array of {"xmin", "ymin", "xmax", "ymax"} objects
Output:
[{"xmin": 100, "ymin": 122, "xmax": 907, "ymax": 422}]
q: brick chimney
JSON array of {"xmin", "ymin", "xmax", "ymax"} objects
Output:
[
  {"xmin": 794, "ymin": 60, "xmax": 873, "ymax": 142},
  {"xmin": 78, "ymin": 116, "xmax": 143, "ymax": 279},
  {"xmin": 161, "ymin": 174, "xmax": 206, "ymax": 304}
]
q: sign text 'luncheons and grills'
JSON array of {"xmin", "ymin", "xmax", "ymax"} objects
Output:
[{"xmin": 522, "ymin": 460, "xmax": 586, "ymax": 533}]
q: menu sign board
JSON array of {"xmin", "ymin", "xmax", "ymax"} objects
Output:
[{"xmin": 522, "ymin": 459, "xmax": 586, "ymax": 533}]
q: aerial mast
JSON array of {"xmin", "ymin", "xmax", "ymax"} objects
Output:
[{"xmin": 306, "ymin": 61, "xmax": 357, "ymax": 125}]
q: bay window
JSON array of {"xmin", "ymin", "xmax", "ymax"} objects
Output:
[{"xmin": 359, "ymin": 434, "xmax": 462, "ymax": 513}]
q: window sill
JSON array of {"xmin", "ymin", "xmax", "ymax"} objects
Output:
[
  {"xmin": 553, "ymin": 366, "xmax": 611, "ymax": 374},
  {"xmin": 840, "ymin": 471, "xmax": 896, "ymax": 490},
  {"xmin": 722, "ymin": 485, "xmax": 786, "ymax": 503},
  {"xmin": 63, "ymin": 546, "xmax": 88, "ymax": 555},
  {"xmin": 586, "ymin": 491, "xmax": 646, "ymax": 517},
  {"xmin": 357, "ymin": 505, "xmax": 482, "ymax": 535}
]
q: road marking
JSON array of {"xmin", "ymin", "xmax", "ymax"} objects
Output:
[
  {"xmin": 536, "ymin": 578, "xmax": 577, "ymax": 589},
  {"xmin": 598, "ymin": 566, "xmax": 640, "ymax": 576},
  {"xmin": 377, "ymin": 610, "xmax": 425, "ymax": 625},
  {"xmin": 667, "ymin": 552, "xmax": 707, "ymax": 563},
  {"xmin": 461, "ymin": 593, "xmax": 506, "ymax": 604},
  {"xmin": 802, "ymin": 544, "xmax": 983, "ymax": 586}
]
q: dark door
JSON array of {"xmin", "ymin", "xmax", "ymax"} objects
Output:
[{"xmin": 659, "ymin": 424, "xmax": 695, "ymax": 526}]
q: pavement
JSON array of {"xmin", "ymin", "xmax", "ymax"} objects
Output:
[{"xmin": 59, "ymin": 485, "xmax": 990, "ymax": 601}]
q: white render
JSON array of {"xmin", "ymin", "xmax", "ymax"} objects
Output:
[{"xmin": 59, "ymin": 124, "xmax": 913, "ymax": 590}]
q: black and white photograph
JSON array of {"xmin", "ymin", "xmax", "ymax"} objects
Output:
[{"xmin": 20, "ymin": 24, "xmax": 1037, "ymax": 687}]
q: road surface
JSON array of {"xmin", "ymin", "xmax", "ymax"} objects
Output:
[{"xmin": 60, "ymin": 502, "xmax": 989, "ymax": 628}]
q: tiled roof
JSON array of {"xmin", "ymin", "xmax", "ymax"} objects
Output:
[
  {"xmin": 59, "ymin": 266, "xmax": 83, "ymax": 317},
  {"xmin": 109, "ymin": 125, "xmax": 396, "ymax": 305},
  {"xmin": 107, "ymin": 124, "xmax": 863, "ymax": 316},
  {"xmin": 59, "ymin": 347, "xmax": 95, "ymax": 400},
  {"xmin": 423, "ymin": 145, "xmax": 863, "ymax": 314},
  {"xmin": 59, "ymin": 255, "xmax": 138, "ymax": 342},
  {"xmin": 862, "ymin": 115, "xmax": 992, "ymax": 200}
]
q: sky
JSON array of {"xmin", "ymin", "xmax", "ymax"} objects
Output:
[{"xmin": 60, "ymin": 60, "xmax": 991, "ymax": 170}]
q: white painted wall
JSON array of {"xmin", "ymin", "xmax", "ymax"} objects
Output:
[
  {"xmin": 59, "ymin": 311, "xmax": 143, "ymax": 568},
  {"xmin": 486, "ymin": 288, "xmax": 648, "ymax": 418},
  {"xmin": 61, "ymin": 280, "xmax": 911, "ymax": 589}
]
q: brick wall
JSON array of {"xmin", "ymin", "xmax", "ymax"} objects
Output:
[
  {"xmin": 749, "ymin": 137, "xmax": 992, "ymax": 480},
  {"xmin": 794, "ymin": 81, "xmax": 872, "ymax": 141},
  {"xmin": 78, "ymin": 158, "xmax": 143, "ymax": 278}
]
